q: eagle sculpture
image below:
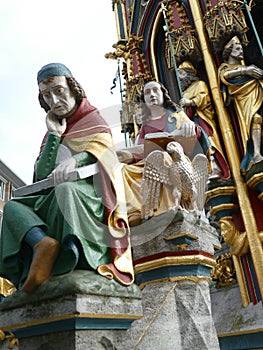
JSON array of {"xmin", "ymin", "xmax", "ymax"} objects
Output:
[{"xmin": 141, "ymin": 141, "xmax": 209, "ymax": 220}]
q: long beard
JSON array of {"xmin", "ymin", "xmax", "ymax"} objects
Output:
[{"xmin": 180, "ymin": 77, "xmax": 192, "ymax": 92}]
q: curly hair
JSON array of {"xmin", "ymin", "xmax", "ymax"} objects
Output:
[
  {"xmin": 38, "ymin": 76, "xmax": 87, "ymax": 112},
  {"xmin": 140, "ymin": 81, "xmax": 181, "ymax": 123},
  {"xmin": 222, "ymin": 34, "xmax": 244, "ymax": 62},
  {"xmin": 222, "ymin": 45, "xmax": 234, "ymax": 63}
]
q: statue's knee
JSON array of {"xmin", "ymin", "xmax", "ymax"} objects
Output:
[
  {"xmin": 3, "ymin": 200, "xmax": 20, "ymax": 219},
  {"xmin": 55, "ymin": 182, "xmax": 76, "ymax": 198},
  {"xmin": 3, "ymin": 200, "xmax": 21, "ymax": 222}
]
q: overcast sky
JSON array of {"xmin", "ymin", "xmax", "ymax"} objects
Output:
[{"xmin": 0, "ymin": 0, "xmax": 126, "ymax": 184}]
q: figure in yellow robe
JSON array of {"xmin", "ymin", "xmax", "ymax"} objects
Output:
[
  {"xmin": 218, "ymin": 36, "xmax": 263, "ymax": 172},
  {"xmin": 178, "ymin": 61, "xmax": 230, "ymax": 180}
]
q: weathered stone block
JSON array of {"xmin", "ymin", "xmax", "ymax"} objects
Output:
[{"xmin": 0, "ymin": 270, "xmax": 142, "ymax": 350}]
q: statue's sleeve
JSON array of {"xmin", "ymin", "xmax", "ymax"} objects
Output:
[
  {"xmin": 72, "ymin": 151, "xmax": 97, "ymax": 167},
  {"xmin": 35, "ymin": 134, "xmax": 60, "ymax": 180}
]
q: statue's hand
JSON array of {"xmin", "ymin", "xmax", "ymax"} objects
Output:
[
  {"xmin": 179, "ymin": 98, "xmax": 193, "ymax": 107},
  {"xmin": 245, "ymin": 65, "xmax": 263, "ymax": 79},
  {"xmin": 46, "ymin": 111, "xmax": 67, "ymax": 137},
  {"xmin": 180, "ymin": 121, "xmax": 196, "ymax": 138},
  {"xmin": 52, "ymin": 157, "xmax": 77, "ymax": 185},
  {"xmin": 117, "ymin": 149, "xmax": 134, "ymax": 164}
]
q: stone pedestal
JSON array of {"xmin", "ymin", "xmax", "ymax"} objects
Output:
[
  {"xmin": 119, "ymin": 209, "xmax": 221, "ymax": 350},
  {"xmin": 0, "ymin": 210, "xmax": 221, "ymax": 349},
  {"xmin": 117, "ymin": 280, "xmax": 219, "ymax": 349},
  {"xmin": 211, "ymin": 284, "xmax": 263, "ymax": 350},
  {"xmin": 0, "ymin": 270, "xmax": 142, "ymax": 350}
]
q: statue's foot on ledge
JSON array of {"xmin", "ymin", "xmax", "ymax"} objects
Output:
[
  {"xmin": 22, "ymin": 237, "xmax": 60, "ymax": 293},
  {"xmin": 0, "ymin": 270, "xmax": 141, "ymax": 310}
]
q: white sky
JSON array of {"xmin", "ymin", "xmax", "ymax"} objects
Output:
[{"xmin": 0, "ymin": 0, "xmax": 127, "ymax": 184}]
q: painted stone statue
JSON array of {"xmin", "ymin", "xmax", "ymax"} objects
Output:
[
  {"xmin": 141, "ymin": 141, "xmax": 208, "ymax": 219},
  {"xmin": 118, "ymin": 81, "xmax": 208, "ymax": 225},
  {"xmin": 0, "ymin": 63, "xmax": 134, "ymax": 294},
  {"xmin": 218, "ymin": 36, "xmax": 263, "ymax": 172},
  {"xmin": 178, "ymin": 61, "xmax": 230, "ymax": 180}
]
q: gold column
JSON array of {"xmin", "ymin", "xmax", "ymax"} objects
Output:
[
  {"xmin": 113, "ymin": 0, "xmax": 128, "ymax": 43},
  {"xmin": 188, "ymin": 0, "xmax": 263, "ymax": 305}
]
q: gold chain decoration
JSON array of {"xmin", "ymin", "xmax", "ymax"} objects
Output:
[
  {"xmin": 0, "ymin": 330, "xmax": 19, "ymax": 349},
  {"xmin": 211, "ymin": 253, "xmax": 237, "ymax": 288},
  {"xmin": 0, "ymin": 278, "xmax": 15, "ymax": 297}
]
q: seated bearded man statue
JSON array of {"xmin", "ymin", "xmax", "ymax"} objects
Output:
[{"xmin": 0, "ymin": 63, "xmax": 134, "ymax": 293}]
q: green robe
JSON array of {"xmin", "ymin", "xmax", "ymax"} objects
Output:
[
  {"xmin": 0, "ymin": 153, "xmax": 110, "ymax": 290},
  {"xmin": 0, "ymin": 98, "xmax": 134, "ymax": 289}
]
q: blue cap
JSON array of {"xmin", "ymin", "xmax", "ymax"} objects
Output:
[{"xmin": 37, "ymin": 63, "xmax": 72, "ymax": 84}]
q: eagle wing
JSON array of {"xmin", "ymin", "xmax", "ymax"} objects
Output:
[
  {"xmin": 192, "ymin": 154, "xmax": 209, "ymax": 211},
  {"xmin": 141, "ymin": 150, "xmax": 178, "ymax": 219}
]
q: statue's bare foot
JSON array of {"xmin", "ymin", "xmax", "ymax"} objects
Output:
[{"xmin": 22, "ymin": 237, "xmax": 60, "ymax": 293}]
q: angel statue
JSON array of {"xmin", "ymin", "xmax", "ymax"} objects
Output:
[{"xmin": 140, "ymin": 141, "xmax": 209, "ymax": 220}]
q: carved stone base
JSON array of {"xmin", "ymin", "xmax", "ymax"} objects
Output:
[
  {"xmin": 122, "ymin": 209, "xmax": 221, "ymax": 350},
  {"xmin": 115, "ymin": 280, "xmax": 220, "ymax": 350},
  {"xmin": 0, "ymin": 270, "xmax": 142, "ymax": 350},
  {"xmin": 0, "ymin": 210, "xmax": 222, "ymax": 350},
  {"xmin": 211, "ymin": 284, "xmax": 263, "ymax": 350}
]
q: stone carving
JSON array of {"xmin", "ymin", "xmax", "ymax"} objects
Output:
[
  {"xmin": 141, "ymin": 141, "xmax": 209, "ymax": 220},
  {"xmin": 218, "ymin": 35, "xmax": 263, "ymax": 172}
]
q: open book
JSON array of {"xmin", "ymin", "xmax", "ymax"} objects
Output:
[{"xmin": 144, "ymin": 131, "xmax": 197, "ymax": 157}]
